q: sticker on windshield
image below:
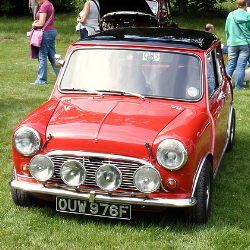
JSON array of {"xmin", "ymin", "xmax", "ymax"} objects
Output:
[
  {"xmin": 187, "ymin": 87, "xmax": 199, "ymax": 97},
  {"xmin": 143, "ymin": 52, "xmax": 160, "ymax": 61}
]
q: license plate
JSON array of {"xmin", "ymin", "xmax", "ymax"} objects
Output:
[{"xmin": 56, "ymin": 197, "xmax": 131, "ymax": 220}]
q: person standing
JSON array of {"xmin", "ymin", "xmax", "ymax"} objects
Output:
[
  {"xmin": 30, "ymin": 0, "xmax": 59, "ymax": 85},
  {"xmin": 205, "ymin": 23, "xmax": 228, "ymax": 54},
  {"xmin": 247, "ymin": 0, "xmax": 250, "ymax": 12},
  {"xmin": 205, "ymin": 23, "xmax": 215, "ymax": 33},
  {"xmin": 225, "ymin": 0, "xmax": 250, "ymax": 90},
  {"xmin": 76, "ymin": 0, "xmax": 100, "ymax": 39},
  {"xmin": 29, "ymin": 0, "xmax": 40, "ymax": 20}
]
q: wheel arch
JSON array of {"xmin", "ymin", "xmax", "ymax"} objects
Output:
[
  {"xmin": 10, "ymin": 166, "xmax": 38, "ymax": 207},
  {"xmin": 191, "ymin": 152, "xmax": 213, "ymax": 197}
]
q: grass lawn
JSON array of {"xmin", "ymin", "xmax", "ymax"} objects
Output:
[{"xmin": 0, "ymin": 10, "xmax": 250, "ymax": 250}]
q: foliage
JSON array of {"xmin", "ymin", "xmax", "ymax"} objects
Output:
[
  {"xmin": 71, "ymin": 0, "xmax": 86, "ymax": 14},
  {"xmin": 0, "ymin": 0, "xmax": 14, "ymax": 12},
  {"xmin": 0, "ymin": 0, "xmax": 236, "ymax": 15},
  {"xmin": 0, "ymin": 0, "xmax": 28, "ymax": 14},
  {"xmin": 172, "ymin": 0, "xmax": 235, "ymax": 12},
  {"xmin": 0, "ymin": 0, "xmax": 76, "ymax": 14}
]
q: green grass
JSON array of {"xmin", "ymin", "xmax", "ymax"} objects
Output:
[{"xmin": 0, "ymin": 9, "xmax": 250, "ymax": 250}]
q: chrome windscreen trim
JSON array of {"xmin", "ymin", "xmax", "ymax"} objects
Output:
[{"xmin": 58, "ymin": 47, "xmax": 204, "ymax": 102}]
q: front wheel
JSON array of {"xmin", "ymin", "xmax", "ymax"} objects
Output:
[
  {"xmin": 10, "ymin": 167, "xmax": 37, "ymax": 207},
  {"xmin": 183, "ymin": 160, "xmax": 213, "ymax": 224}
]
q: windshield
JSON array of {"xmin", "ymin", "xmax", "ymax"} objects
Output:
[{"xmin": 60, "ymin": 48, "xmax": 202, "ymax": 101}]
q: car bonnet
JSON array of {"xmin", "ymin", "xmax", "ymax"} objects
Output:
[{"xmin": 46, "ymin": 97, "xmax": 184, "ymax": 158}]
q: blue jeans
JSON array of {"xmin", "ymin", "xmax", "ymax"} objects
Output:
[
  {"xmin": 226, "ymin": 45, "xmax": 249, "ymax": 90},
  {"xmin": 80, "ymin": 28, "xmax": 88, "ymax": 39},
  {"xmin": 222, "ymin": 45, "xmax": 228, "ymax": 55},
  {"xmin": 35, "ymin": 29, "xmax": 60, "ymax": 84}
]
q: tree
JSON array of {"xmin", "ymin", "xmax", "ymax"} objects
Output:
[
  {"xmin": 0, "ymin": 0, "xmax": 75, "ymax": 15},
  {"xmin": 173, "ymin": 0, "xmax": 226, "ymax": 14},
  {"xmin": 179, "ymin": 0, "xmax": 187, "ymax": 14},
  {"xmin": 0, "ymin": 0, "xmax": 229, "ymax": 15}
]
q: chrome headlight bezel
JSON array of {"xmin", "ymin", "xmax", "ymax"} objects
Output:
[
  {"xmin": 156, "ymin": 139, "xmax": 188, "ymax": 171},
  {"xmin": 13, "ymin": 127, "xmax": 41, "ymax": 156}
]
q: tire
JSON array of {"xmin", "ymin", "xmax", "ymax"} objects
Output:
[
  {"xmin": 10, "ymin": 167, "xmax": 37, "ymax": 207},
  {"xmin": 183, "ymin": 160, "xmax": 213, "ymax": 224},
  {"xmin": 226, "ymin": 108, "xmax": 235, "ymax": 152}
]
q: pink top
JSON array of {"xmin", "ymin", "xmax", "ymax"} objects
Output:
[{"xmin": 36, "ymin": 1, "xmax": 55, "ymax": 31}]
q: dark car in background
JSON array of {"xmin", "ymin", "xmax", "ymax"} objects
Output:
[{"xmin": 99, "ymin": 0, "xmax": 177, "ymax": 30}]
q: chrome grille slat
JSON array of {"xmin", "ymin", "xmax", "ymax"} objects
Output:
[{"xmin": 48, "ymin": 154, "xmax": 142, "ymax": 191}]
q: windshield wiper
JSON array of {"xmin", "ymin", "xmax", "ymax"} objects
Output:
[
  {"xmin": 94, "ymin": 89, "xmax": 145, "ymax": 101},
  {"xmin": 87, "ymin": 90, "xmax": 104, "ymax": 97},
  {"xmin": 61, "ymin": 89, "xmax": 104, "ymax": 97},
  {"xmin": 61, "ymin": 88, "xmax": 145, "ymax": 100}
]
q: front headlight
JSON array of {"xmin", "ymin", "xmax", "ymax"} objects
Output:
[
  {"xmin": 13, "ymin": 127, "xmax": 41, "ymax": 156},
  {"xmin": 133, "ymin": 166, "xmax": 161, "ymax": 194},
  {"xmin": 156, "ymin": 139, "xmax": 188, "ymax": 170}
]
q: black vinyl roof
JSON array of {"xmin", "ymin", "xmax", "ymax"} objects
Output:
[{"xmin": 80, "ymin": 28, "xmax": 219, "ymax": 50}]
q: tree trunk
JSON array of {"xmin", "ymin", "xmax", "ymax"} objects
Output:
[{"xmin": 179, "ymin": 0, "xmax": 187, "ymax": 14}]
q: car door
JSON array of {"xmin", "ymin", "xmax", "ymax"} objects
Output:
[{"xmin": 207, "ymin": 45, "xmax": 231, "ymax": 169}]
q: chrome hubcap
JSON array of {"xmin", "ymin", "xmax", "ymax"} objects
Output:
[
  {"xmin": 230, "ymin": 119, "xmax": 234, "ymax": 142},
  {"xmin": 206, "ymin": 175, "xmax": 210, "ymax": 212}
]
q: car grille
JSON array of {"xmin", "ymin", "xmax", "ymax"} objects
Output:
[{"xmin": 48, "ymin": 154, "xmax": 144, "ymax": 192}]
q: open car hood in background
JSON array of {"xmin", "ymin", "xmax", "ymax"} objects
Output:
[{"xmin": 99, "ymin": 0, "xmax": 154, "ymax": 16}]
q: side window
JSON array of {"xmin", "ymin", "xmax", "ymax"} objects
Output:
[
  {"xmin": 215, "ymin": 44, "xmax": 224, "ymax": 84},
  {"xmin": 206, "ymin": 50, "xmax": 220, "ymax": 97},
  {"xmin": 207, "ymin": 52, "xmax": 216, "ymax": 96}
]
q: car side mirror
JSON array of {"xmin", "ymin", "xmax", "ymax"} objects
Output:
[{"xmin": 55, "ymin": 54, "xmax": 64, "ymax": 69}]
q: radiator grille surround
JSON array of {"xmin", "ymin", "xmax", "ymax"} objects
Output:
[{"xmin": 46, "ymin": 151, "xmax": 156, "ymax": 193}]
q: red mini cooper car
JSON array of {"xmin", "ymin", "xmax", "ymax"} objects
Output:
[
  {"xmin": 99, "ymin": 0, "xmax": 178, "ymax": 30},
  {"xmin": 10, "ymin": 28, "xmax": 235, "ymax": 224}
]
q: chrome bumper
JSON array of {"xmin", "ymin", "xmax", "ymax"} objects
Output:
[{"xmin": 10, "ymin": 180, "xmax": 196, "ymax": 207}]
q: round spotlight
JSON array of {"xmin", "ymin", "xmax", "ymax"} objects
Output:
[
  {"xmin": 96, "ymin": 164, "xmax": 122, "ymax": 191},
  {"xmin": 133, "ymin": 166, "xmax": 161, "ymax": 194},
  {"xmin": 60, "ymin": 160, "xmax": 86, "ymax": 187},
  {"xmin": 29, "ymin": 155, "xmax": 54, "ymax": 182}
]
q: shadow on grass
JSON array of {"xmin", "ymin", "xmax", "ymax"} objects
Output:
[{"xmin": 26, "ymin": 199, "xmax": 202, "ymax": 231}]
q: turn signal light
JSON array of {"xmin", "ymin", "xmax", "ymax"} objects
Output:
[
  {"xmin": 166, "ymin": 178, "xmax": 177, "ymax": 189},
  {"xmin": 22, "ymin": 164, "xmax": 30, "ymax": 174}
]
